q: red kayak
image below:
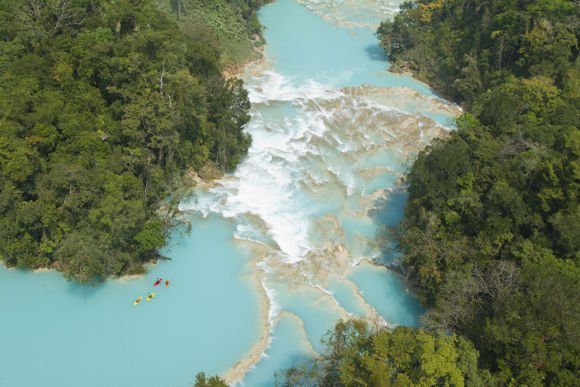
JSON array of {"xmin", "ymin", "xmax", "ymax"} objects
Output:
[{"xmin": 153, "ymin": 278, "xmax": 163, "ymax": 286}]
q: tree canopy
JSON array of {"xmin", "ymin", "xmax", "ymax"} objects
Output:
[
  {"xmin": 378, "ymin": 0, "xmax": 579, "ymax": 107},
  {"xmin": 277, "ymin": 320, "xmax": 492, "ymax": 387},
  {"xmin": 376, "ymin": 0, "xmax": 579, "ymax": 384},
  {"xmin": 0, "ymin": 0, "xmax": 259, "ymax": 282},
  {"xmin": 157, "ymin": 0, "xmax": 272, "ymax": 66},
  {"xmin": 193, "ymin": 372, "xmax": 227, "ymax": 387}
]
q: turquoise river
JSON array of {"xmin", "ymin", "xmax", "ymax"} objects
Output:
[{"xmin": 0, "ymin": 1, "xmax": 460, "ymax": 386}]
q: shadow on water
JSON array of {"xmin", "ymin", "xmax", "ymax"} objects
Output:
[
  {"xmin": 4, "ymin": 267, "xmax": 104, "ymax": 300},
  {"xmin": 388, "ymin": 279, "xmax": 424, "ymax": 327},
  {"xmin": 372, "ymin": 190, "xmax": 409, "ymax": 227},
  {"xmin": 364, "ymin": 44, "xmax": 388, "ymax": 62},
  {"xmin": 370, "ymin": 189, "xmax": 409, "ymax": 266},
  {"xmin": 361, "ymin": 190, "xmax": 426, "ymax": 326},
  {"xmin": 66, "ymin": 280, "xmax": 104, "ymax": 300}
]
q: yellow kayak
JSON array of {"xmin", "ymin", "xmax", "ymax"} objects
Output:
[
  {"xmin": 146, "ymin": 292, "xmax": 155, "ymax": 301},
  {"xmin": 133, "ymin": 297, "xmax": 143, "ymax": 305}
]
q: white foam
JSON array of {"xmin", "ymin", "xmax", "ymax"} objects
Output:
[
  {"xmin": 262, "ymin": 278, "xmax": 281, "ymax": 324},
  {"xmin": 189, "ymin": 69, "xmax": 454, "ymax": 273},
  {"xmin": 244, "ymin": 70, "xmax": 339, "ymax": 105},
  {"xmin": 296, "ymin": 0, "xmax": 404, "ymax": 28},
  {"xmin": 233, "ymin": 224, "xmax": 272, "ymax": 247},
  {"xmin": 190, "ymin": 73, "xmax": 351, "ymax": 263}
]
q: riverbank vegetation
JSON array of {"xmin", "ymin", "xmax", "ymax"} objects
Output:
[
  {"xmin": 279, "ymin": 0, "xmax": 579, "ymax": 385},
  {"xmin": 193, "ymin": 372, "xmax": 227, "ymax": 387},
  {"xmin": 157, "ymin": 0, "xmax": 271, "ymax": 66},
  {"xmin": 0, "ymin": 0, "xmax": 263, "ymax": 282},
  {"xmin": 276, "ymin": 319, "xmax": 492, "ymax": 386}
]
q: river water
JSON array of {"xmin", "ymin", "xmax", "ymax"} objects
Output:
[{"xmin": 0, "ymin": 1, "xmax": 459, "ymax": 386}]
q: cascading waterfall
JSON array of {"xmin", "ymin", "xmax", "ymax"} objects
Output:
[{"xmin": 179, "ymin": 1, "xmax": 461, "ymax": 382}]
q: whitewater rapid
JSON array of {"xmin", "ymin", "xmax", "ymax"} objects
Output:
[
  {"xmin": 297, "ymin": 0, "xmax": 403, "ymax": 27},
  {"xmin": 180, "ymin": 9, "xmax": 460, "ymax": 379},
  {"xmin": 180, "ymin": 0, "xmax": 462, "ymax": 383}
]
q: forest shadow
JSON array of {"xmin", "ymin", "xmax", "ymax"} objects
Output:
[
  {"xmin": 365, "ymin": 44, "xmax": 388, "ymax": 61},
  {"xmin": 369, "ymin": 189, "xmax": 409, "ymax": 265},
  {"xmin": 66, "ymin": 279, "xmax": 104, "ymax": 300}
]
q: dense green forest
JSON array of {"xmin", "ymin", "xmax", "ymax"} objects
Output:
[
  {"xmin": 277, "ymin": 320, "xmax": 493, "ymax": 386},
  {"xmin": 0, "ymin": 0, "xmax": 264, "ymax": 282},
  {"xmin": 381, "ymin": 0, "xmax": 579, "ymax": 384},
  {"xmin": 280, "ymin": 0, "xmax": 579, "ymax": 385},
  {"xmin": 157, "ymin": 0, "xmax": 271, "ymax": 66}
]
